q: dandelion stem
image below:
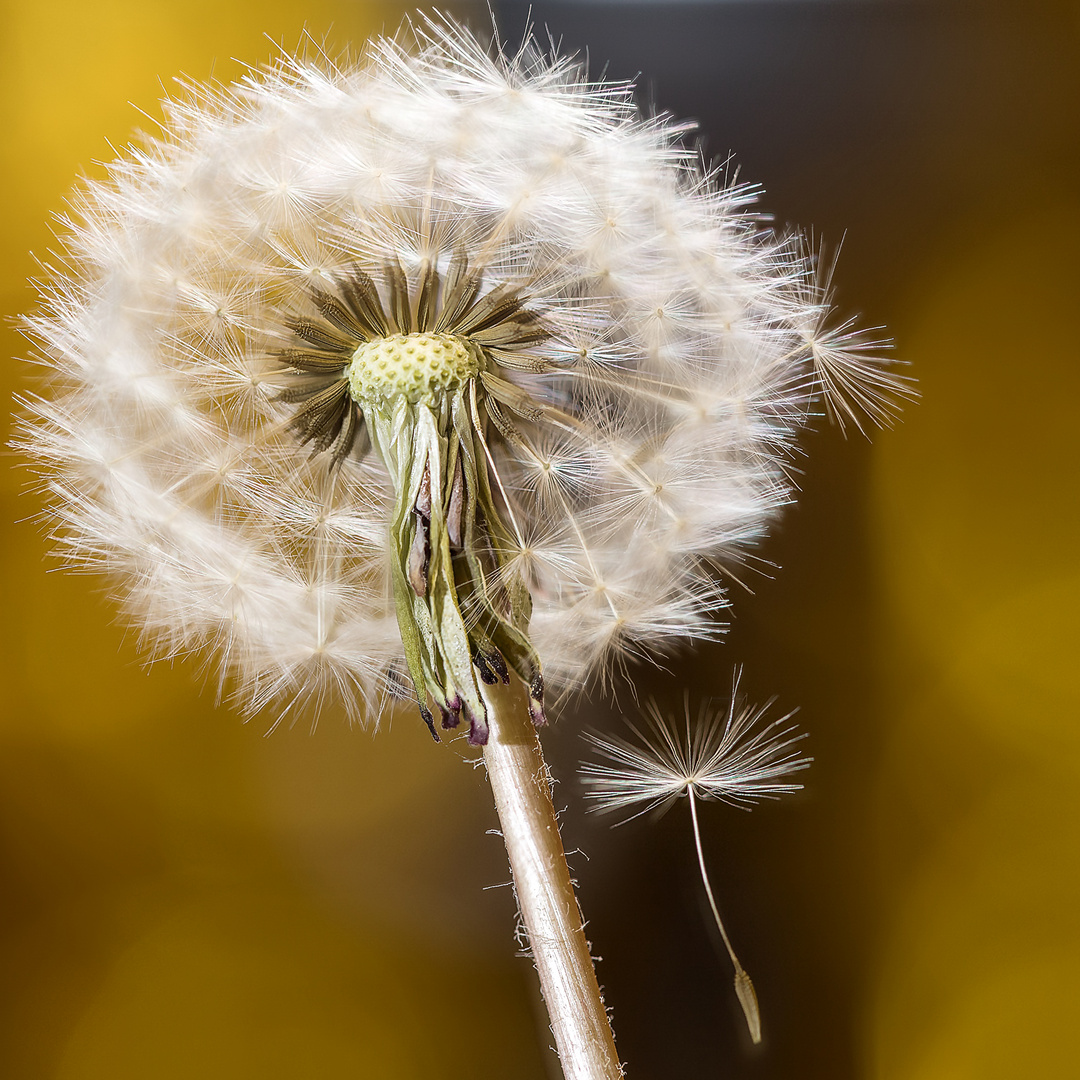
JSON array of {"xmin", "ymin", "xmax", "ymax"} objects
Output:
[
  {"xmin": 687, "ymin": 786, "xmax": 762, "ymax": 1044},
  {"xmin": 482, "ymin": 679, "xmax": 623, "ymax": 1079}
]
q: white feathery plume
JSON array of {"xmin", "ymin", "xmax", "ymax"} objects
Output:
[
  {"xmin": 581, "ymin": 674, "xmax": 812, "ymax": 1044},
  {"xmin": 581, "ymin": 680, "xmax": 811, "ymax": 819}
]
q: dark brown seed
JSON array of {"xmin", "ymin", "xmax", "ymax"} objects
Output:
[
  {"xmin": 435, "ymin": 248, "xmax": 480, "ymax": 332},
  {"xmin": 415, "ymin": 259, "xmax": 439, "ymax": 333},
  {"xmin": 312, "ymin": 288, "xmax": 368, "ymax": 342},
  {"xmin": 384, "ymin": 258, "xmax": 412, "ymax": 334},
  {"xmin": 277, "ymin": 350, "xmax": 351, "ymax": 375},
  {"xmin": 453, "ymin": 282, "xmax": 523, "ymax": 336},
  {"xmin": 289, "ymin": 319, "xmax": 352, "ymax": 353},
  {"xmin": 338, "ymin": 265, "xmax": 390, "ymax": 338}
]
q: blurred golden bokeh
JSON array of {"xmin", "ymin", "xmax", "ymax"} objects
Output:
[
  {"xmin": 2, "ymin": 1, "xmax": 1078, "ymax": 1078},
  {"xmin": 869, "ymin": 203, "xmax": 1080, "ymax": 1079}
]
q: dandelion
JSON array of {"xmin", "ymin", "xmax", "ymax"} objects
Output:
[
  {"xmin": 17, "ymin": 14, "xmax": 902, "ymax": 1079},
  {"xmin": 582, "ymin": 676, "xmax": 812, "ymax": 1044}
]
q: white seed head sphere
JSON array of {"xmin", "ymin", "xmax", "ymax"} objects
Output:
[{"xmin": 21, "ymin": 19, "xmax": 897, "ymax": 732}]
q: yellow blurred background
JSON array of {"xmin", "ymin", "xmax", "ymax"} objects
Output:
[{"xmin": 2, "ymin": 1, "xmax": 1077, "ymax": 1078}]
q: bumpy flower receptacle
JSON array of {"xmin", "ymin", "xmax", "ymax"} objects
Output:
[{"xmin": 348, "ymin": 332, "xmax": 482, "ymax": 407}]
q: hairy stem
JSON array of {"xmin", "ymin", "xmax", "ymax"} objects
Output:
[{"xmin": 482, "ymin": 679, "xmax": 623, "ymax": 1080}]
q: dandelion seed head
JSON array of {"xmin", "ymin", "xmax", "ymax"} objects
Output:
[{"xmin": 17, "ymin": 15, "xmax": 903, "ymax": 729}]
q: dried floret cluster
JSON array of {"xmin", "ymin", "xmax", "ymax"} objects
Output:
[{"xmin": 20, "ymin": 18, "xmax": 900, "ymax": 727}]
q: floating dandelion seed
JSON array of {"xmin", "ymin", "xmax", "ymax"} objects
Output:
[
  {"xmin": 582, "ymin": 675, "xmax": 812, "ymax": 1044},
  {"xmin": 16, "ymin": 13, "xmax": 901, "ymax": 1078}
]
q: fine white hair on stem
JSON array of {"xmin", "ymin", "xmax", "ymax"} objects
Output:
[{"xmin": 580, "ymin": 672, "xmax": 811, "ymax": 1043}]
